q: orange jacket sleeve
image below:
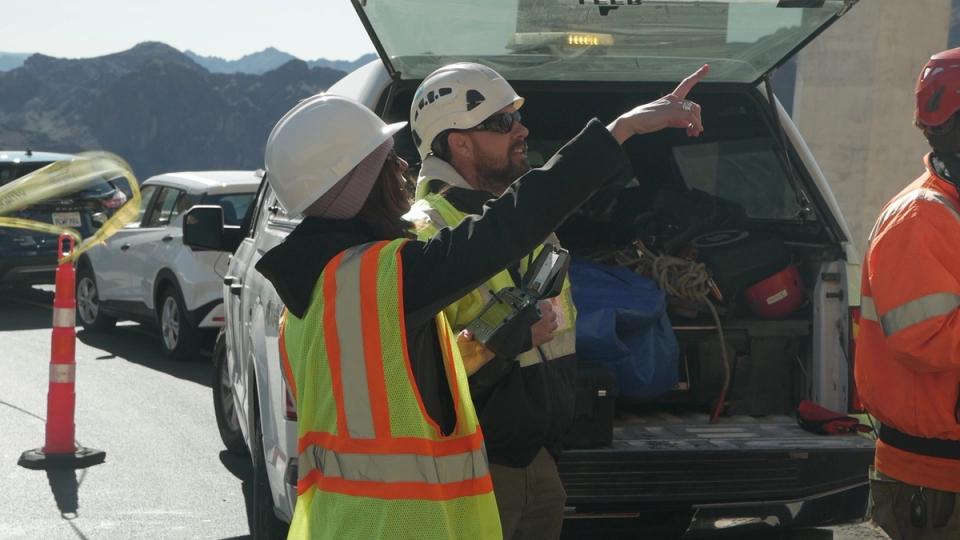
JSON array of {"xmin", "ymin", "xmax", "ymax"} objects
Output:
[{"xmin": 865, "ymin": 199, "xmax": 960, "ymax": 372}]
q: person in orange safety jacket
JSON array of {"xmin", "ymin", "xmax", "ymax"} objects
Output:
[{"xmin": 855, "ymin": 48, "xmax": 960, "ymax": 539}]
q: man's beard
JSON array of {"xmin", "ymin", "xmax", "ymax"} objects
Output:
[{"xmin": 474, "ymin": 142, "xmax": 530, "ymax": 195}]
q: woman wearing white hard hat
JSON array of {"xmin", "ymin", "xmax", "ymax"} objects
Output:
[{"xmin": 257, "ymin": 66, "xmax": 708, "ymax": 540}]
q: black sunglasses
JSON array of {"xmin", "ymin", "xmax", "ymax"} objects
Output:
[{"xmin": 471, "ymin": 110, "xmax": 522, "ymax": 134}]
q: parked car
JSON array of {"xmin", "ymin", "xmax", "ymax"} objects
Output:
[
  {"xmin": 76, "ymin": 170, "xmax": 260, "ymax": 360},
  {"xmin": 187, "ymin": 1, "xmax": 874, "ymax": 537},
  {"xmin": 0, "ymin": 150, "xmax": 127, "ymax": 286}
]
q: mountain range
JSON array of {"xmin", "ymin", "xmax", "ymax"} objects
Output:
[
  {"xmin": 0, "ymin": 42, "xmax": 361, "ymax": 180},
  {"xmin": 0, "ymin": 48, "xmax": 375, "ymax": 75},
  {"xmin": 184, "ymin": 48, "xmax": 376, "ymax": 75}
]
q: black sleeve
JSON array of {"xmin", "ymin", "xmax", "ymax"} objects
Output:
[
  {"xmin": 399, "ymin": 119, "xmax": 630, "ymax": 327},
  {"xmin": 467, "ymin": 356, "xmax": 516, "ymax": 405}
]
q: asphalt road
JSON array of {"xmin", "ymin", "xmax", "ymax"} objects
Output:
[
  {"xmin": 0, "ymin": 285, "xmax": 890, "ymax": 540},
  {"xmin": 1, "ymin": 286, "xmax": 250, "ymax": 539}
]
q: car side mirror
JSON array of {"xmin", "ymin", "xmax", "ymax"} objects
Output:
[
  {"xmin": 184, "ymin": 205, "xmax": 226, "ymax": 250},
  {"xmin": 184, "ymin": 205, "xmax": 244, "ymax": 253}
]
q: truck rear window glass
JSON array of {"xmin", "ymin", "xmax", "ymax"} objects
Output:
[{"xmin": 673, "ymin": 138, "xmax": 805, "ymax": 220}]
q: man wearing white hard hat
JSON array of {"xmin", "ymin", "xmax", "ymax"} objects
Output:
[
  {"xmin": 405, "ymin": 62, "xmax": 708, "ymax": 538},
  {"xmin": 255, "ymin": 65, "xmax": 707, "ymax": 539}
]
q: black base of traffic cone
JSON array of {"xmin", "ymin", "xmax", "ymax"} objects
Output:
[{"xmin": 17, "ymin": 446, "xmax": 106, "ymax": 470}]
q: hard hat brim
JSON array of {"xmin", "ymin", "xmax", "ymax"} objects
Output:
[{"xmin": 382, "ymin": 120, "xmax": 407, "ymax": 140}]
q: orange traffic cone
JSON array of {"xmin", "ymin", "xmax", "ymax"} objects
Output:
[{"xmin": 19, "ymin": 234, "xmax": 106, "ymax": 470}]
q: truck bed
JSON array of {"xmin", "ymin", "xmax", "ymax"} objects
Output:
[{"xmin": 560, "ymin": 413, "xmax": 875, "ymax": 506}]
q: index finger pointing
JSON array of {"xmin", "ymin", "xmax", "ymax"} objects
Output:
[{"xmin": 671, "ymin": 64, "xmax": 710, "ymax": 99}]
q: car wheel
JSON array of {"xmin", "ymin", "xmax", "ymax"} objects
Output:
[
  {"xmin": 76, "ymin": 265, "xmax": 116, "ymax": 331},
  {"xmin": 213, "ymin": 332, "xmax": 248, "ymax": 456},
  {"xmin": 250, "ymin": 387, "xmax": 289, "ymax": 540},
  {"xmin": 158, "ymin": 285, "xmax": 200, "ymax": 361}
]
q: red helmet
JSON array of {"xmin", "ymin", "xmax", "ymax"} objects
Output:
[
  {"xmin": 743, "ymin": 264, "xmax": 804, "ymax": 319},
  {"xmin": 916, "ymin": 47, "xmax": 960, "ymax": 127}
]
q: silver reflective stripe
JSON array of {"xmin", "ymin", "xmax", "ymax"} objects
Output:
[
  {"xmin": 868, "ymin": 188, "xmax": 960, "ymax": 242},
  {"xmin": 50, "ymin": 364, "xmax": 75, "ymax": 383},
  {"xmin": 333, "ymin": 246, "xmax": 375, "ymax": 439},
  {"xmin": 52, "ymin": 307, "xmax": 75, "ymax": 328},
  {"xmin": 877, "ymin": 292, "xmax": 960, "ymax": 336},
  {"xmin": 299, "ymin": 443, "xmax": 489, "ymax": 484},
  {"xmin": 860, "ymin": 296, "xmax": 878, "ymax": 322}
]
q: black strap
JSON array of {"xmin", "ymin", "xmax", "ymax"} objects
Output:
[{"xmin": 878, "ymin": 423, "xmax": 960, "ymax": 460}]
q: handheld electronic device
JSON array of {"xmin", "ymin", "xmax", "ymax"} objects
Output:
[{"xmin": 465, "ymin": 244, "xmax": 570, "ymax": 355}]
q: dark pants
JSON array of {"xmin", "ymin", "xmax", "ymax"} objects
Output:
[
  {"xmin": 489, "ymin": 447, "xmax": 567, "ymax": 540},
  {"xmin": 869, "ymin": 468, "xmax": 959, "ymax": 540}
]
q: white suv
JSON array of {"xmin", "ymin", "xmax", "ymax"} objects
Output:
[
  {"xmin": 76, "ymin": 170, "xmax": 260, "ymax": 360},
  {"xmin": 187, "ymin": 1, "xmax": 874, "ymax": 538}
]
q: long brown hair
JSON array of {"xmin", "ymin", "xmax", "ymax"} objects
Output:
[{"xmin": 354, "ymin": 151, "xmax": 415, "ymax": 239}]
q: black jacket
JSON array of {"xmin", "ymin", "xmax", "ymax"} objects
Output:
[{"xmin": 255, "ymin": 119, "xmax": 629, "ymax": 452}]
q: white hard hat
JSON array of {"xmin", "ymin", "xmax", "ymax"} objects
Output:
[
  {"xmin": 410, "ymin": 62, "xmax": 524, "ymax": 160},
  {"xmin": 265, "ymin": 94, "xmax": 406, "ymax": 216}
]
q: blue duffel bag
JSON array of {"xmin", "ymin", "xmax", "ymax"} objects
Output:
[{"xmin": 569, "ymin": 258, "xmax": 680, "ymax": 399}]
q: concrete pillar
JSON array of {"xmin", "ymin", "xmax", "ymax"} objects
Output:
[{"xmin": 792, "ymin": 0, "xmax": 951, "ymax": 252}]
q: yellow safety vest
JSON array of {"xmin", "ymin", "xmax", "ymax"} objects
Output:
[
  {"xmin": 408, "ymin": 193, "xmax": 577, "ymax": 367},
  {"xmin": 280, "ymin": 239, "xmax": 501, "ymax": 540}
]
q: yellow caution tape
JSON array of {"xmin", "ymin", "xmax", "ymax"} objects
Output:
[
  {"xmin": 0, "ymin": 151, "xmax": 141, "ymax": 263},
  {"xmin": 0, "ymin": 217, "xmax": 81, "ymax": 242}
]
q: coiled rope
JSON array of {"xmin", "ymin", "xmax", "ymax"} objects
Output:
[{"xmin": 611, "ymin": 242, "xmax": 731, "ymax": 423}]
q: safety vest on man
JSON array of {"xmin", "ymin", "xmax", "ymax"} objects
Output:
[
  {"xmin": 407, "ymin": 192, "xmax": 577, "ymax": 367},
  {"xmin": 855, "ymin": 154, "xmax": 960, "ymax": 493},
  {"xmin": 280, "ymin": 239, "xmax": 501, "ymax": 539}
]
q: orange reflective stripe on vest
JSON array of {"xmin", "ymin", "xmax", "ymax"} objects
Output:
[
  {"xmin": 297, "ymin": 440, "xmax": 491, "ymax": 501},
  {"xmin": 278, "ymin": 310, "xmax": 297, "ymax": 401},
  {"xmin": 358, "ymin": 240, "xmax": 392, "ymax": 440},
  {"xmin": 322, "ymin": 249, "xmax": 351, "ymax": 439},
  {"xmin": 298, "ymin": 428, "xmax": 486, "ymax": 457}
]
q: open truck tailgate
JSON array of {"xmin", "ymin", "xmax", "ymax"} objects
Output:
[{"xmin": 560, "ymin": 413, "xmax": 874, "ymax": 506}]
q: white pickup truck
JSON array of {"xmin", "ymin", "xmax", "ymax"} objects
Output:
[{"xmin": 186, "ymin": 1, "xmax": 874, "ymax": 538}]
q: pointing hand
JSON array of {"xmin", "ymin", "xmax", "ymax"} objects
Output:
[{"xmin": 607, "ymin": 64, "xmax": 709, "ymax": 144}]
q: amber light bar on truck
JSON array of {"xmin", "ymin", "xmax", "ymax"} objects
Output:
[
  {"xmin": 567, "ymin": 33, "xmax": 612, "ymax": 46},
  {"xmin": 508, "ymin": 31, "xmax": 615, "ymax": 51}
]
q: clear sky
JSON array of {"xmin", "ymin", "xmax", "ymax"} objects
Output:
[{"xmin": 0, "ymin": 0, "xmax": 375, "ymax": 62}]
